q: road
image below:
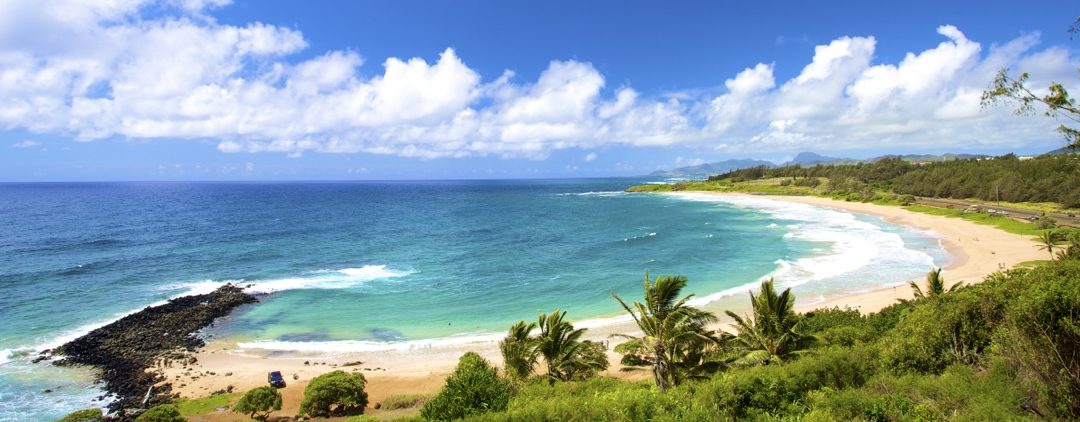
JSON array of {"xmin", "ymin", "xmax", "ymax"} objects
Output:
[{"xmin": 913, "ymin": 197, "xmax": 1080, "ymax": 229}]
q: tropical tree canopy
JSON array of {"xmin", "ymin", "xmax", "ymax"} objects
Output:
[
  {"xmin": 725, "ymin": 278, "xmax": 812, "ymax": 366},
  {"xmin": 298, "ymin": 370, "xmax": 368, "ymax": 417},
  {"xmin": 232, "ymin": 386, "xmax": 282, "ymax": 420},
  {"xmin": 499, "ymin": 320, "xmax": 539, "ymax": 382},
  {"xmin": 910, "ymin": 267, "xmax": 962, "ymax": 300},
  {"xmin": 536, "ymin": 310, "xmax": 608, "ymax": 382},
  {"xmin": 612, "ymin": 272, "xmax": 720, "ymax": 391}
]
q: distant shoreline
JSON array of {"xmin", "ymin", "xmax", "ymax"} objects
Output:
[{"xmin": 156, "ymin": 192, "xmax": 1045, "ymax": 418}]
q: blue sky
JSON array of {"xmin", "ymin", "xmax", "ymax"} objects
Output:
[{"xmin": 0, "ymin": 0, "xmax": 1077, "ymax": 181}]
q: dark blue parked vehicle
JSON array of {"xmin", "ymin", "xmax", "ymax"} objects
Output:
[{"xmin": 268, "ymin": 370, "xmax": 286, "ymax": 388}]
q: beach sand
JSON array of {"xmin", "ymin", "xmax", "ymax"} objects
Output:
[{"xmin": 161, "ymin": 193, "xmax": 1044, "ymax": 420}]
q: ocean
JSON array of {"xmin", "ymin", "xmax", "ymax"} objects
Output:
[{"xmin": 0, "ymin": 179, "xmax": 946, "ymax": 420}]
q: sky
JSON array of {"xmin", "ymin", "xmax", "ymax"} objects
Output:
[{"xmin": 1, "ymin": 0, "xmax": 1078, "ymax": 181}]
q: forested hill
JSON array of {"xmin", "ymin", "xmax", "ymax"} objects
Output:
[{"xmin": 711, "ymin": 154, "xmax": 1080, "ymax": 208}]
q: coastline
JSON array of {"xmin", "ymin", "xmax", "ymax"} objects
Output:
[{"xmin": 156, "ymin": 192, "xmax": 1045, "ymax": 419}]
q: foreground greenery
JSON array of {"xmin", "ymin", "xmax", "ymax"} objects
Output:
[{"xmin": 413, "ymin": 261, "xmax": 1080, "ymax": 421}]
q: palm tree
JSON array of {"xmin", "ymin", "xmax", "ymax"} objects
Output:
[
  {"xmin": 909, "ymin": 267, "xmax": 961, "ymax": 299},
  {"xmin": 725, "ymin": 278, "xmax": 810, "ymax": 366},
  {"xmin": 536, "ymin": 310, "xmax": 590, "ymax": 383},
  {"xmin": 612, "ymin": 272, "xmax": 719, "ymax": 391},
  {"xmin": 1038, "ymin": 230, "xmax": 1060, "ymax": 260},
  {"xmin": 499, "ymin": 320, "xmax": 538, "ymax": 382}
]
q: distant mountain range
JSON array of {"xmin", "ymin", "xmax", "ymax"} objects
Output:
[
  {"xmin": 648, "ymin": 151, "xmax": 995, "ymax": 179},
  {"xmin": 647, "ymin": 159, "xmax": 775, "ymax": 178}
]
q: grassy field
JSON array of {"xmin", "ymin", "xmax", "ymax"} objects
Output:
[
  {"xmin": 175, "ymin": 392, "xmax": 244, "ymax": 419},
  {"xmin": 902, "ymin": 205, "xmax": 1046, "ymax": 237}
]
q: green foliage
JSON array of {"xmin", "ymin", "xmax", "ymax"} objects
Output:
[
  {"xmin": 298, "ymin": 370, "xmax": 369, "ymax": 417},
  {"xmin": 612, "ymin": 272, "xmax": 719, "ymax": 391},
  {"xmin": 802, "ymin": 308, "xmax": 880, "ymax": 347},
  {"xmin": 700, "ymin": 154, "xmax": 1080, "ymax": 208},
  {"xmin": 498, "ymin": 320, "xmax": 538, "ymax": 382},
  {"xmin": 535, "ymin": 310, "xmax": 607, "ymax": 382},
  {"xmin": 344, "ymin": 416, "xmax": 380, "ymax": 422},
  {"xmin": 995, "ymin": 260, "xmax": 1080, "ymax": 418},
  {"xmin": 378, "ymin": 393, "xmax": 432, "ymax": 410},
  {"xmin": 909, "ymin": 267, "xmax": 961, "ymax": 300},
  {"xmin": 881, "ymin": 281, "xmax": 1010, "ymax": 373},
  {"xmin": 56, "ymin": 408, "xmax": 104, "ymax": 422},
  {"xmin": 983, "ymin": 67, "xmax": 1080, "ymax": 148},
  {"xmin": 173, "ymin": 392, "xmax": 238, "ymax": 417},
  {"xmin": 461, "ymin": 347, "xmax": 871, "ymax": 421},
  {"xmin": 806, "ymin": 363, "xmax": 1034, "ymax": 421},
  {"xmin": 134, "ymin": 404, "xmax": 185, "ymax": 422},
  {"xmin": 421, "ymin": 352, "xmax": 511, "ymax": 421},
  {"xmin": 456, "ymin": 261, "xmax": 1080, "ymax": 420},
  {"xmin": 724, "ymin": 278, "xmax": 812, "ymax": 366},
  {"xmin": 232, "ymin": 386, "xmax": 281, "ymax": 420}
]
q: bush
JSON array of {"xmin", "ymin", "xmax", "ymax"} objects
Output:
[
  {"xmin": 57, "ymin": 408, "xmax": 104, "ymax": 422},
  {"xmin": 880, "ymin": 283, "xmax": 1009, "ymax": 374},
  {"xmin": 135, "ymin": 404, "xmax": 185, "ymax": 422},
  {"xmin": 995, "ymin": 261, "xmax": 1080, "ymax": 418},
  {"xmin": 378, "ymin": 393, "xmax": 432, "ymax": 410},
  {"xmin": 805, "ymin": 363, "xmax": 1032, "ymax": 421},
  {"xmin": 421, "ymin": 352, "xmax": 511, "ymax": 421},
  {"xmin": 299, "ymin": 370, "xmax": 369, "ymax": 417},
  {"xmin": 793, "ymin": 177, "xmax": 821, "ymax": 188},
  {"xmin": 232, "ymin": 386, "xmax": 282, "ymax": 420},
  {"xmin": 899, "ymin": 194, "xmax": 916, "ymax": 205},
  {"xmin": 701, "ymin": 346, "xmax": 873, "ymax": 419}
]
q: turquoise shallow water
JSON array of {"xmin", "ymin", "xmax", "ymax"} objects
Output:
[{"xmin": 0, "ymin": 179, "xmax": 946, "ymax": 420}]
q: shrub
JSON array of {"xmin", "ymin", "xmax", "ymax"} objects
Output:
[
  {"xmin": 995, "ymin": 261, "xmax": 1080, "ymax": 418},
  {"xmin": 899, "ymin": 194, "xmax": 916, "ymax": 205},
  {"xmin": 805, "ymin": 363, "xmax": 1031, "ymax": 421},
  {"xmin": 880, "ymin": 283, "xmax": 1008, "ymax": 374},
  {"xmin": 299, "ymin": 370, "xmax": 369, "ymax": 417},
  {"xmin": 421, "ymin": 352, "xmax": 511, "ymax": 421},
  {"xmin": 232, "ymin": 386, "xmax": 282, "ymax": 420},
  {"xmin": 135, "ymin": 404, "xmax": 185, "ymax": 422},
  {"xmin": 379, "ymin": 393, "xmax": 431, "ymax": 410},
  {"xmin": 701, "ymin": 346, "xmax": 873, "ymax": 419},
  {"xmin": 57, "ymin": 408, "xmax": 104, "ymax": 422},
  {"xmin": 793, "ymin": 177, "xmax": 821, "ymax": 188}
]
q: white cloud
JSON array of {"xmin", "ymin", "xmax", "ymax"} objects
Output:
[
  {"xmin": 11, "ymin": 139, "xmax": 40, "ymax": 148},
  {"xmin": 0, "ymin": 1, "xmax": 1077, "ymax": 159},
  {"xmin": 584, "ymin": 152, "xmax": 597, "ymax": 162}
]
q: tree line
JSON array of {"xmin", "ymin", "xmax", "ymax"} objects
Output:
[{"xmin": 710, "ymin": 154, "xmax": 1080, "ymax": 207}]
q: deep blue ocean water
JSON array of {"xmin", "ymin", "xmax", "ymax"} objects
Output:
[{"xmin": 0, "ymin": 179, "xmax": 946, "ymax": 420}]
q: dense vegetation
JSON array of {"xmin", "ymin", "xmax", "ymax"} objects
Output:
[
  {"xmin": 421, "ymin": 352, "xmax": 512, "ymax": 421},
  {"xmin": 232, "ymin": 386, "xmax": 282, "ymax": 420},
  {"xmin": 299, "ymin": 370, "xmax": 369, "ymax": 417},
  {"xmin": 707, "ymin": 154, "xmax": 1080, "ymax": 207},
  {"xmin": 431, "ymin": 260, "xmax": 1080, "ymax": 421}
]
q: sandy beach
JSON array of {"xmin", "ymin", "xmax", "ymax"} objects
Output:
[{"xmin": 162, "ymin": 193, "xmax": 1045, "ymax": 420}]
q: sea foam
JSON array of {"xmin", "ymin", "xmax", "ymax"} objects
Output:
[
  {"xmin": 172, "ymin": 264, "xmax": 412, "ymax": 296},
  {"xmin": 671, "ymin": 193, "xmax": 936, "ymax": 306},
  {"xmin": 238, "ymin": 332, "xmax": 505, "ymax": 353}
]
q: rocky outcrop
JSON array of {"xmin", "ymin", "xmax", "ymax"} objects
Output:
[{"xmin": 51, "ymin": 284, "xmax": 257, "ymax": 413}]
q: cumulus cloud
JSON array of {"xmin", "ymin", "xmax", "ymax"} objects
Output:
[{"xmin": 0, "ymin": 2, "xmax": 1077, "ymax": 158}]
